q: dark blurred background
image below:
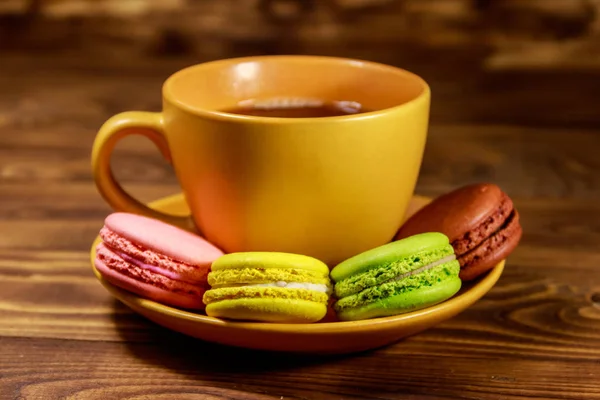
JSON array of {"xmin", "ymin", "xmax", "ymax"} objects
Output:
[
  {"xmin": 1, "ymin": 0, "xmax": 600, "ymax": 128},
  {"xmin": 1, "ymin": 0, "xmax": 599, "ymax": 204}
]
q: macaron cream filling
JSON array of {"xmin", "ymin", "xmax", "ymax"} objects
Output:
[
  {"xmin": 385, "ymin": 254, "xmax": 456, "ymax": 283},
  {"xmin": 115, "ymin": 250, "xmax": 205, "ymax": 285},
  {"xmin": 206, "ymin": 269, "xmax": 333, "ymax": 299}
]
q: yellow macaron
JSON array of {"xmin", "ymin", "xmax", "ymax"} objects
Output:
[{"xmin": 203, "ymin": 252, "xmax": 332, "ymax": 323}]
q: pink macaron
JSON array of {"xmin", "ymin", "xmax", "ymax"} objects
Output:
[{"xmin": 94, "ymin": 212, "xmax": 224, "ymax": 309}]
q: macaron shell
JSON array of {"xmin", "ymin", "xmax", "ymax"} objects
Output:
[
  {"xmin": 395, "ymin": 183, "xmax": 506, "ymax": 244},
  {"xmin": 203, "ymin": 286, "xmax": 329, "ymax": 305},
  {"xmin": 208, "ymin": 267, "xmax": 331, "ymax": 288},
  {"xmin": 95, "ymin": 258, "xmax": 205, "ymax": 310},
  {"xmin": 96, "ymin": 243, "xmax": 206, "ymax": 294},
  {"xmin": 459, "ymin": 211, "xmax": 522, "ymax": 281},
  {"xmin": 333, "ymin": 244, "xmax": 454, "ymax": 298},
  {"xmin": 451, "ymin": 193, "xmax": 513, "ymax": 255},
  {"xmin": 211, "ymin": 252, "xmax": 329, "ymax": 274},
  {"xmin": 100, "ymin": 227, "xmax": 208, "ymax": 284},
  {"xmin": 205, "ymin": 252, "xmax": 332, "ymax": 323},
  {"xmin": 104, "ymin": 212, "xmax": 223, "ymax": 266},
  {"xmin": 205, "ymin": 298, "xmax": 327, "ymax": 323},
  {"xmin": 336, "ymin": 276, "xmax": 461, "ymax": 321},
  {"xmin": 334, "ymin": 260, "xmax": 460, "ymax": 311},
  {"xmin": 330, "ymin": 232, "xmax": 450, "ymax": 282}
]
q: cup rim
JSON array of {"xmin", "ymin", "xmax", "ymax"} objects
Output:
[{"xmin": 162, "ymin": 55, "xmax": 430, "ymax": 124}]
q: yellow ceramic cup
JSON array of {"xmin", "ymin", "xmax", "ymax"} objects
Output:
[{"xmin": 92, "ymin": 55, "xmax": 430, "ymax": 265}]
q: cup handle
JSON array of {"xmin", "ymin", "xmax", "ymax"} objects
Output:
[{"xmin": 91, "ymin": 111, "xmax": 196, "ymax": 232}]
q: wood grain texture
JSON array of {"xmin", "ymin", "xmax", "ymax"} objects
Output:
[{"xmin": 1, "ymin": 9, "xmax": 600, "ymax": 397}]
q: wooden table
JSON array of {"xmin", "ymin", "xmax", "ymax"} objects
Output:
[{"xmin": 1, "ymin": 49, "xmax": 599, "ymax": 399}]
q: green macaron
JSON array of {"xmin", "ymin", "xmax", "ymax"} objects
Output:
[{"xmin": 330, "ymin": 232, "xmax": 461, "ymax": 321}]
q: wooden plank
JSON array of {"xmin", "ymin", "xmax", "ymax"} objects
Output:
[{"xmin": 1, "ymin": 334, "xmax": 599, "ymax": 399}]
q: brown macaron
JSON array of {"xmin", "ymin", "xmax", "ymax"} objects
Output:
[{"xmin": 395, "ymin": 183, "xmax": 522, "ymax": 281}]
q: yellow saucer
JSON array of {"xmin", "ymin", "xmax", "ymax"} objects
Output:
[{"xmin": 90, "ymin": 194, "xmax": 504, "ymax": 354}]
